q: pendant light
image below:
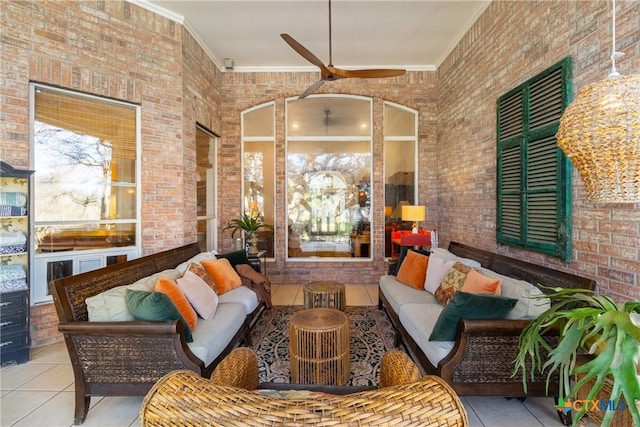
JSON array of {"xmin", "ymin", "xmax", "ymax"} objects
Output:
[{"xmin": 556, "ymin": 0, "xmax": 640, "ymax": 203}]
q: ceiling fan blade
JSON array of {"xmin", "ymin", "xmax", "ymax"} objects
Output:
[
  {"xmin": 281, "ymin": 34, "xmax": 328, "ymax": 71},
  {"xmin": 299, "ymin": 80, "xmax": 326, "ymax": 99},
  {"xmin": 331, "ymin": 68, "xmax": 407, "ymax": 79}
]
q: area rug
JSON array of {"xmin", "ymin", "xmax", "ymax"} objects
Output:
[{"xmin": 249, "ymin": 305, "xmax": 405, "ymax": 387}]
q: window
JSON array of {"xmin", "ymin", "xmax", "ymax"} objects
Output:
[
  {"xmin": 286, "ymin": 96, "xmax": 372, "ymax": 259},
  {"xmin": 196, "ymin": 126, "xmax": 217, "ymax": 252},
  {"xmin": 242, "ymin": 103, "xmax": 275, "ymax": 257},
  {"xmin": 496, "ymin": 57, "xmax": 573, "ymax": 261},
  {"xmin": 30, "ymin": 84, "xmax": 140, "ymax": 303},
  {"xmin": 384, "ymin": 102, "xmax": 418, "ymax": 257}
]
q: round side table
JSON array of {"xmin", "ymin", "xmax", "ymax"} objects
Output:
[
  {"xmin": 289, "ymin": 308, "xmax": 350, "ymax": 385},
  {"xmin": 303, "ymin": 281, "xmax": 346, "ymax": 311}
]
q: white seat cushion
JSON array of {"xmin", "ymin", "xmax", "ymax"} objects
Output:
[
  {"xmin": 399, "ymin": 303, "xmax": 454, "ymax": 367},
  {"xmin": 217, "ymin": 285, "xmax": 259, "ymax": 315},
  {"xmin": 379, "ymin": 275, "xmax": 437, "ymax": 313},
  {"xmin": 187, "ymin": 302, "xmax": 246, "ymax": 366}
]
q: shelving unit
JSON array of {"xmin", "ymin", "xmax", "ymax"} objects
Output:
[{"xmin": 1, "ymin": 161, "xmax": 34, "ymax": 364}]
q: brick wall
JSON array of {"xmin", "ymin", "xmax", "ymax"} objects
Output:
[
  {"xmin": 437, "ymin": 0, "xmax": 640, "ymax": 301},
  {"xmin": 219, "ymin": 72, "xmax": 438, "ymax": 284},
  {"xmin": 1, "ymin": 0, "xmax": 638, "ymax": 347},
  {"xmin": 0, "ymin": 0, "xmax": 220, "ymax": 346}
]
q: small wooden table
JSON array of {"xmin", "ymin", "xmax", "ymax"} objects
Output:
[
  {"xmin": 289, "ymin": 308, "xmax": 350, "ymax": 385},
  {"xmin": 350, "ymin": 232, "xmax": 370, "ymax": 257},
  {"xmin": 303, "ymin": 281, "xmax": 346, "ymax": 311}
]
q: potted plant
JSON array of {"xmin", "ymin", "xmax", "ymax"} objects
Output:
[
  {"xmin": 513, "ymin": 287, "xmax": 640, "ymax": 426},
  {"xmin": 223, "ymin": 212, "xmax": 273, "ymax": 256}
]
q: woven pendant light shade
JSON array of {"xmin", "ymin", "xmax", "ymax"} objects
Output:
[{"xmin": 556, "ymin": 74, "xmax": 640, "ymax": 203}]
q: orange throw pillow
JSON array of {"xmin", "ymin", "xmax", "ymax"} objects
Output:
[
  {"xmin": 461, "ymin": 269, "xmax": 501, "ymax": 295},
  {"xmin": 201, "ymin": 258, "xmax": 243, "ymax": 295},
  {"xmin": 155, "ymin": 276, "xmax": 197, "ymax": 331},
  {"xmin": 395, "ymin": 250, "xmax": 429, "ymax": 290}
]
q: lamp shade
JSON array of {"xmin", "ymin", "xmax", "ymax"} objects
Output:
[
  {"xmin": 556, "ymin": 74, "xmax": 640, "ymax": 203},
  {"xmin": 401, "ymin": 205, "xmax": 425, "ymax": 222}
]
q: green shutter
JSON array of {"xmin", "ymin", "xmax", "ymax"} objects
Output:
[
  {"xmin": 497, "ymin": 88, "xmax": 524, "ymax": 244},
  {"xmin": 496, "ymin": 57, "xmax": 572, "ymax": 261},
  {"xmin": 498, "ymin": 142, "xmax": 523, "ymax": 242},
  {"xmin": 527, "ymin": 134, "xmax": 559, "ymax": 248},
  {"xmin": 498, "ymin": 91, "xmax": 524, "ymax": 139}
]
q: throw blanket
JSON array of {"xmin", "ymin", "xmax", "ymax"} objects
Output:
[{"xmin": 235, "ymin": 264, "xmax": 272, "ymax": 309}]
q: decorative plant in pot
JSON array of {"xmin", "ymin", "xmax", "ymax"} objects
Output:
[
  {"xmin": 223, "ymin": 212, "xmax": 273, "ymax": 256},
  {"xmin": 514, "ymin": 287, "xmax": 640, "ymax": 427}
]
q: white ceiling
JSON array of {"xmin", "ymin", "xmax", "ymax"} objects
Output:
[{"xmin": 134, "ymin": 0, "xmax": 490, "ymax": 72}]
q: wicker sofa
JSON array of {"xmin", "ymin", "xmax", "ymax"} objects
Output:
[
  {"xmin": 140, "ymin": 347, "xmax": 469, "ymax": 426},
  {"xmin": 50, "ymin": 243, "xmax": 267, "ymax": 425},
  {"xmin": 379, "ymin": 241, "xmax": 596, "ymax": 398}
]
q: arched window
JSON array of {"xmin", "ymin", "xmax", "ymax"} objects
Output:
[
  {"xmin": 241, "ymin": 96, "xmax": 418, "ymax": 262},
  {"xmin": 241, "ymin": 102, "xmax": 275, "ymax": 257}
]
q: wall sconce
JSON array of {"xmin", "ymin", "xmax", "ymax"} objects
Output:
[
  {"xmin": 384, "ymin": 205, "xmax": 393, "ymax": 217},
  {"xmin": 556, "ymin": 0, "xmax": 640, "ymax": 203},
  {"xmin": 401, "ymin": 205, "xmax": 425, "ymax": 234},
  {"xmin": 358, "ymin": 190, "xmax": 367, "ymax": 207}
]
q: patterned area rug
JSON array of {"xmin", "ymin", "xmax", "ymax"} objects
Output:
[{"xmin": 250, "ymin": 305, "xmax": 405, "ymax": 387}]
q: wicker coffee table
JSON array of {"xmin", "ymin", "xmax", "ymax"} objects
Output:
[
  {"xmin": 303, "ymin": 281, "xmax": 346, "ymax": 311},
  {"xmin": 289, "ymin": 308, "xmax": 350, "ymax": 385}
]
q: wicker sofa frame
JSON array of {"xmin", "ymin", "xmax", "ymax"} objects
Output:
[
  {"xmin": 379, "ymin": 241, "xmax": 596, "ymax": 398},
  {"xmin": 140, "ymin": 348, "xmax": 469, "ymax": 426},
  {"xmin": 50, "ymin": 243, "xmax": 266, "ymax": 425}
]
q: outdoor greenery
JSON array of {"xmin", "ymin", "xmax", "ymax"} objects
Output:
[{"xmin": 514, "ymin": 287, "xmax": 640, "ymax": 426}]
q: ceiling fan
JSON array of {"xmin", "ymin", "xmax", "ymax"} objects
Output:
[{"xmin": 281, "ymin": 0, "xmax": 406, "ymax": 99}]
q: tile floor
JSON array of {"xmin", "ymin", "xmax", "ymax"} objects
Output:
[{"xmin": 1, "ymin": 284, "xmax": 586, "ymax": 426}]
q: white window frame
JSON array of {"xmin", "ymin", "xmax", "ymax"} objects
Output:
[
  {"xmin": 196, "ymin": 125, "xmax": 218, "ymax": 252},
  {"xmin": 29, "ymin": 83, "xmax": 141, "ymax": 305},
  {"xmin": 241, "ymin": 101, "xmax": 276, "ymax": 259},
  {"xmin": 285, "ymin": 94, "xmax": 373, "ymax": 262}
]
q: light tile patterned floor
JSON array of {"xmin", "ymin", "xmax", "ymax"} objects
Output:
[{"xmin": 1, "ymin": 284, "xmax": 579, "ymax": 426}]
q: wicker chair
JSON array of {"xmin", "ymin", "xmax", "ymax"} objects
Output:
[{"xmin": 140, "ymin": 348, "xmax": 468, "ymax": 426}]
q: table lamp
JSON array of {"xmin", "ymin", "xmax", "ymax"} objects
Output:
[{"xmin": 401, "ymin": 205, "xmax": 425, "ymax": 234}]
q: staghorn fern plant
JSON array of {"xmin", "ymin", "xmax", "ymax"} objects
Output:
[{"xmin": 513, "ymin": 287, "xmax": 640, "ymax": 427}]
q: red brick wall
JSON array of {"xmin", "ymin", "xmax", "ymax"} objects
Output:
[
  {"xmin": 0, "ymin": 0, "xmax": 220, "ymax": 346},
  {"xmin": 437, "ymin": 0, "xmax": 640, "ymax": 302},
  {"xmin": 1, "ymin": 0, "xmax": 638, "ymax": 347},
  {"xmin": 219, "ymin": 72, "xmax": 438, "ymax": 284}
]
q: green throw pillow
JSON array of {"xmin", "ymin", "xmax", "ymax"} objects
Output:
[
  {"xmin": 125, "ymin": 289, "xmax": 193, "ymax": 342},
  {"xmin": 429, "ymin": 291, "xmax": 517, "ymax": 341},
  {"xmin": 394, "ymin": 247, "xmax": 430, "ymax": 275},
  {"xmin": 215, "ymin": 249, "xmax": 250, "ymax": 267}
]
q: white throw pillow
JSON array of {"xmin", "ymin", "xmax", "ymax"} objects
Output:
[
  {"xmin": 477, "ymin": 267, "xmax": 550, "ymax": 319},
  {"xmin": 85, "ymin": 269, "xmax": 182, "ymax": 321},
  {"xmin": 429, "ymin": 247, "xmax": 481, "ymax": 268},
  {"xmin": 177, "ymin": 270, "xmax": 219, "ymax": 320},
  {"xmin": 175, "ymin": 250, "xmax": 218, "ymax": 275},
  {"xmin": 424, "ymin": 255, "xmax": 455, "ymax": 294}
]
